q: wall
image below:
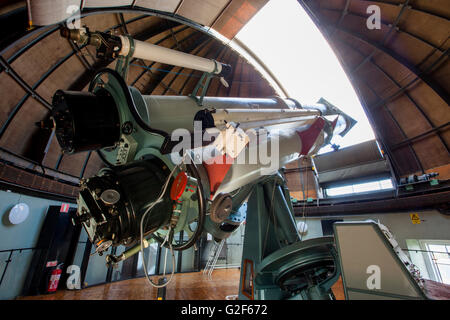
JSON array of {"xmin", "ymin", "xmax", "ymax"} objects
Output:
[
  {"xmin": 200, "ymin": 209, "xmax": 450, "ymax": 277},
  {"xmin": 0, "ymin": 187, "xmax": 230, "ymax": 298},
  {"xmin": 297, "ymin": 210, "xmax": 450, "ymax": 246},
  {"xmin": 3, "ymin": 187, "xmax": 448, "ymax": 298},
  {"xmin": 296, "ymin": 209, "xmax": 450, "ymax": 281},
  {"xmin": 0, "ymin": 189, "xmax": 76, "ymax": 300},
  {"xmin": 201, "ymin": 224, "xmax": 245, "ymax": 270},
  {"xmin": 285, "ymin": 158, "xmax": 318, "ymax": 201}
]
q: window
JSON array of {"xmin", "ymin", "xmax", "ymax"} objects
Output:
[
  {"xmin": 236, "ymin": 0, "xmax": 375, "ymax": 151},
  {"xmin": 325, "ymin": 179, "xmax": 394, "ymax": 197},
  {"xmin": 425, "ymin": 242, "xmax": 450, "ymax": 285}
]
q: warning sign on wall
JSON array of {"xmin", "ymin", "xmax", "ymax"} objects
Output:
[{"xmin": 410, "ymin": 213, "xmax": 421, "ymax": 224}]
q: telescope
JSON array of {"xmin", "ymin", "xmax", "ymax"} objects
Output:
[{"xmin": 49, "ymin": 27, "xmax": 357, "ymax": 299}]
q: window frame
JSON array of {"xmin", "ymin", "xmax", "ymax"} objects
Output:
[
  {"xmin": 324, "ymin": 178, "xmax": 394, "ymax": 198},
  {"xmin": 418, "ymin": 239, "xmax": 450, "ymax": 284}
]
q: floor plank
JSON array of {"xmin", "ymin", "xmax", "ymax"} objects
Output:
[
  {"xmin": 19, "ymin": 269, "xmax": 241, "ymax": 300},
  {"xmin": 19, "ymin": 268, "xmax": 346, "ymax": 300}
]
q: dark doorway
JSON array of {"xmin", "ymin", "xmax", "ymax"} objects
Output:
[{"xmin": 22, "ymin": 205, "xmax": 80, "ymax": 296}]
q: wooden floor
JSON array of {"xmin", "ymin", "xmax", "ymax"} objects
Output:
[{"xmin": 19, "ymin": 269, "xmax": 345, "ymax": 300}]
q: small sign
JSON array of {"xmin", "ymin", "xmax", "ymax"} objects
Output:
[
  {"xmin": 410, "ymin": 213, "xmax": 421, "ymax": 224},
  {"xmin": 60, "ymin": 203, "xmax": 70, "ymax": 213},
  {"xmin": 210, "ymin": 122, "xmax": 249, "ymax": 159},
  {"xmin": 46, "ymin": 260, "xmax": 57, "ymax": 267}
]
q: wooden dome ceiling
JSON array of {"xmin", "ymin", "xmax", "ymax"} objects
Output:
[
  {"xmin": 298, "ymin": 0, "xmax": 449, "ymax": 179},
  {"xmin": 0, "ymin": 1, "xmax": 275, "ymax": 199},
  {"xmin": 0, "ymin": 0, "xmax": 448, "ymax": 200}
]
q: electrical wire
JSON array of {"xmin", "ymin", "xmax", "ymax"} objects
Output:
[
  {"xmin": 130, "ymin": 63, "xmax": 203, "ymax": 78},
  {"xmin": 228, "ymin": 187, "xmax": 242, "ymax": 198},
  {"xmin": 300, "ymin": 157, "xmax": 309, "ymax": 236},
  {"xmin": 262, "ymin": 180, "xmax": 283, "ymax": 255},
  {"xmin": 139, "ymin": 162, "xmax": 180, "ymax": 288},
  {"xmin": 270, "ymin": 181, "xmax": 283, "ymax": 248},
  {"xmin": 96, "ymin": 33, "xmax": 112, "ymax": 48},
  {"xmin": 146, "ymin": 151, "xmax": 205, "ymax": 251}
]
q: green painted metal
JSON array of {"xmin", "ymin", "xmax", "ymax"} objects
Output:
[
  {"xmin": 430, "ymin": 179, "xmax": 439, "ymax": 186},
  {"xmin": 89, "ymin": 69, "xmax": 203, "ymax": 251},
  {"xmin": 203, "ymin": 183, "xmax": 253, "ymax": 241},
  {"xmin": 189, "ymin": 61, "xmax": 218, "ymax": 106},
  {"xmin": 77, "ymin": 52, "xmax": 343, "ymax": 299},
  {"xmin": 189, "ymin": 72, "xmax": 213, "ymax": 106},
  {"xmin": 238, "ymin": 173, "xmax": 340, "ymax": 300},
  {"xmin": 115, "ymin": 35, "xmax": 135, "ymax": 80}
]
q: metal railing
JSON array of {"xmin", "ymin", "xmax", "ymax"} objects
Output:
[{"xmin": 0, "ymin": 247, "xmax": 37, "ymax": 289}]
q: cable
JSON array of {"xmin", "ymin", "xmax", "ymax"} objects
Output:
[
  {"xmin": 96, "ymin": 33, "xmax": 112, "ymax": 48},
  {"xmin": 130, "ymin": 63, "xmax": 203, "ymax": 78},
  {"xmin": 96, "ymin": 150, "xmax": 114, "ymax": 168},
  {"xmin": 262, "ymin": 180, "xmax": 283, "ymax": 255},
  {"xmin": 151, "ymin": 151, "xmax": 207, "ymax": 251},
  {"xmin": 270, "ymin": 181, "xmax": 283, "ymax": 248},
  {"xmin": 139, "ymin": 162, "xmax": 180, "ymax": 289},
  {"xmin": 229, "ymin": 187, "xmax": 242, "ymax": 198},
  {"xmin": 300, "ymin": 157, "xmax": 309, "ymax": 237}
]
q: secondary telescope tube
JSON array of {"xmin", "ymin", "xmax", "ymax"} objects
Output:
[{"xmin": 119, "ymin": 35, "xmax": 230, "ymax": 76}]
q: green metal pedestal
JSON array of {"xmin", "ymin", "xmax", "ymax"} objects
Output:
[{"xmin": 238, "ymin": 173, "xmax": 340, "ymax": 300}]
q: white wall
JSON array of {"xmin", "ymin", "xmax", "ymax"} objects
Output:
[
  {"xmin": 296, "ymin": 210, "xmax": 450, "ymax": 248},
  {"xmin": 296, "ymin": 209, "xmax": 450, "ymax": 282}
]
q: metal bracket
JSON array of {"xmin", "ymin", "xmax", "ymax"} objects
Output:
[
  {"xmin": 115, "ymin": 36, "xmax": 135, "ymax": 80},
  {"xmin": 189, "ymin": 60, "xmax": 218, "ymax": 106},
  {"xmin": 189, "ymin": 71, "xmax": 215, "ymax": 106}
]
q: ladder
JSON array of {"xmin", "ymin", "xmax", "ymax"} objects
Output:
[{"xmin": 203, "ymin": 239, "xmax": 225, "ymax": 280}]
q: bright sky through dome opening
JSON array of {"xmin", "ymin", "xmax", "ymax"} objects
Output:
[{"xmin": 235, "ymin": 0, "xmax": 375, "ymax": 153}]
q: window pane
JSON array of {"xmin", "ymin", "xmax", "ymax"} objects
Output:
[
  {"xmin": 326, "ymin": 178, "xmax": 393, "ymax": 197},
  {"xmin": 425, "ymin": 242, "xmax": 450, "ymax": 284},
  {"xmin": 379, "ymin": 179, "xmax": 393, "ymax": 189},
  {"xmin": 436, "ymin": 263, "xmax": 450, "ymax": 285},
  {"xmin": 428, "ymin": 244, "xmax": 446, "ymax": 254},
  {"xmin": 354, "ymin": 181, "xmax": 380, "ymax": 193},
  {"xmin": 137, "ymin": 243, "xmax": 158, "ymax": 276},
  {"xmin": 327, "ymin": 185, "xmax": 353, "ymax": 196},
  {"xmin": 434, "ymin": 253, "xmax": 449, "ymax": 260}
]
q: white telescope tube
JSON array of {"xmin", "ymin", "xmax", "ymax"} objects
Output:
[
  {"xmin": 212, "ymin": 109, "xmax": 320, "ymax": 127},
  {"xmin": 210, "ymin": 122, "xmax": 324, "ymax": 199},
  {"xmin": 140, "ymin": 95, "xmax": 320, "ymax": 133},
  {"xmin": 119, "ymin": 35, "xmax": 223, "ymax": 74}
]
